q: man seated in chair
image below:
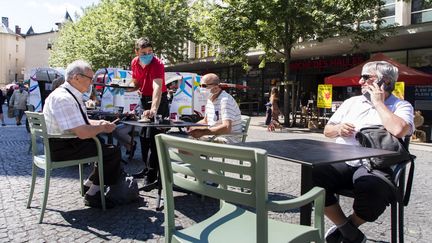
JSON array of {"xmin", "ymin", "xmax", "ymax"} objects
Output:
[
  {"xmin": 188, "ymin": 73, "xmax": 242, "ymax": 144},
  {"xmin": 312, "ymin": 61, "xmax": 414, "ymax": 243},
  {"xmin": 43, "ymin": 60, "xmax": 122, "ymax": 208}
]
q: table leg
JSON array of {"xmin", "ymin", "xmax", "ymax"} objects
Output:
[
  {"xmin": 128, "ymin": 125, "xmax": 136, "ymax": 161},
  {"xmin": 300, "ymin": 165, "xmax": 313, "ymax": 226}
]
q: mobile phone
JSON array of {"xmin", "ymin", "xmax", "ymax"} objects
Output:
[{"xmin": 363, "ymin": 78, "xmax": 385, "ymax": 101}]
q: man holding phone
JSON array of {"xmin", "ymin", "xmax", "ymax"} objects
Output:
[
  {"xmin": 43, "ymin": 60, "xmax": 122, "ymax": 208},
  {"xmin": 312, "ymin": 61, "xmax": 414, "ymax": 243}
]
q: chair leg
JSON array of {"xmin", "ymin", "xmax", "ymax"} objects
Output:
[
  {"xmin": 390, "ymin": 202, "xmax": 397, "ymax": 243},
  {"xmin": 399, "ymin": 202, "xmax": 404, "ymax": 243},
  {"xmin": 26, "ymin": 163, "xmax": 38, "ymax": 208},
  {"xmin": 97, "ymin": 163, "xmax": 106, "ymax": 211},
  {"xmin": 39, "ymin": 169, "xmax": 51, "ymax": 223},
  {"xmin": 79, "ymin": 164, "xmax": 84, "ymax": 196}
]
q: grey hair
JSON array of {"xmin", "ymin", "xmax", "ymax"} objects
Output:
[
  {"xmin": 65, "ymin": 60, "xmax": 92, "ymax": 82},
  {"xmin": 361, "ymin": 61, "xmax": 398, "ymax": 92}
]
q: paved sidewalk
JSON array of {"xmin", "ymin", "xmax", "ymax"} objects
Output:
[{"xmin": 0, "ymin": 107, "xmax": 431, "ymax": 242}]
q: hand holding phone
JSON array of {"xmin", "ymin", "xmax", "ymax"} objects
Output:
[{"xmin": 363, "ymin": 78, "xmax": 385, "ymax": 101}]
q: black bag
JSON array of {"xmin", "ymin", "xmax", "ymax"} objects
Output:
[
  {"xmin": 355, "ymin": 125, "xmax": 411, "ymax": 169},
  {"xmin": 105, "ymin": 173, "xmax": 139, "ymax": 206}
]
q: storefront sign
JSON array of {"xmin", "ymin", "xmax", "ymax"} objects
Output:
[
  {"xmin": 415, "ymin": 86, "xmax": 432, "ymax": 100},
  {"xmin": 317, "ymin": 84, "xmax": 332, "ymax": 109},
  {"xmin": 290, "ymin": 55, "xmax": 367, "ymax": 72}
]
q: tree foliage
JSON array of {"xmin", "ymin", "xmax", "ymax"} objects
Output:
[
  {"xmin": 191, "ymin": 0, "xmax": 396, "ymax": 125},
  {"xmin": 49, "ymin": 0, "xmax": 191, "ymax": 69}
]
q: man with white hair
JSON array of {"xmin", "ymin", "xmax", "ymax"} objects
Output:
[
  {"xmin": 313, "ymin": 61, "xmax": 414, "ymax": 243},
  {"xmin": 43, "ymin": 60, "xmax": 122, "ymax": 208}
]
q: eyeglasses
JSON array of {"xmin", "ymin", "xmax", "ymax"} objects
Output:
[
  {"xmin": 200, "ymin": 83, "xmax": 217, "ymax": 88},
  {"xmin": 79, "ymin": 73, "xmax": 94, "ymax": 81},
  {"xmin": 360, "ymin": 74, "xmax": 374, "ymax": 81}
]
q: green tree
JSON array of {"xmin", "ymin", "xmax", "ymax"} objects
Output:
[
  {"xmin": 191, "ymin": 0, "xmax": 396, "ymax": 126},
  {"xmin": 49, "ymin": 0, "xmax": 191, "ymax": 70}
]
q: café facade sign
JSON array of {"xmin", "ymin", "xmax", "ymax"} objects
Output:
[{"xmin": 290, "ymin": 54, "xmax": 368, "ymax": 73}]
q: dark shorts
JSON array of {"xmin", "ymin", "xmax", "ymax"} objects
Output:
[
  {"xmin": 49, "ymin": 137, "xmax": 122, "ymax": 185},
  {"xmin": 312, "ymin": 163, "xmax": 394, "ymax": 222}
]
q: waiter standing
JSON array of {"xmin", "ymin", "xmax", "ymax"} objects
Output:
[{"xmin": 129, "ymin": 37, "xmax": 169, "ymax": 188}]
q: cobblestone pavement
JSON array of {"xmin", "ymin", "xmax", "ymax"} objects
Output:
[{"xmin": 0, "ymin": 106, "xmax": 431, "ymax": 242}]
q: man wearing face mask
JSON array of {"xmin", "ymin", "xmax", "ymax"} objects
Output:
[
  {"xmin": 312, "ymin": 61, "xmax": 414, "ymax": 243},
  {"xmin": 188, "ymin": 73, "xmax": 242, "ymax": 143},
  {"xmin": 43, "ymin": 60, "xmax": 122, "ymax": 208},
  {"xmin": 9, "ymin": 84, "xmax": 29, "ymax": 126},
  {"xmin": 129, "ymin": 37, "xmax": 169, "ymax": 187}
]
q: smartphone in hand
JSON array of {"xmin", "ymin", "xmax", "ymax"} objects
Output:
[{"xmin": 363, "ymin": 78, "xmax": 385, "ymax": 101}]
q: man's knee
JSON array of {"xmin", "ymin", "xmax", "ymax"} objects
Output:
[{"xmin": 353, "ymin": 175, "xmax": 392, "ymax": 222}]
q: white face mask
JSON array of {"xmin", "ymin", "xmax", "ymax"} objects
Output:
[{"xmin": 200, "ymin": 87, "xmax": 210, "ymax": 99}]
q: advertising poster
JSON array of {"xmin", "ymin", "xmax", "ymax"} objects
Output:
[
  {"xmin": 392, "ymin": 81, "xmax": 405, "ymax": 100},
  {"xmin": 317, "ymin": 84, "xmax": 332, "ymax": 108}
]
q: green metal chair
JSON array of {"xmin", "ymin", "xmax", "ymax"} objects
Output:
[
  {"xmin": 25, "ymin": 111, "xmax": 106, "ymax": 223},
  {"xmin": 155, "ymin": 134, "xmax": 325, "ymax": 243}
]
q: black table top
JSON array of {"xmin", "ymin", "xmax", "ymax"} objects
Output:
[
  {"xmin": 121, "ymin": 120, "xmax": 208, "ymax": 128},
  {"xmin": 240, "ymin": 139, "xmax": 399, "ymax": 167}
]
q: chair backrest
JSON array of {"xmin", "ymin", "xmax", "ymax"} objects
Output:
[
  {"xmin": 25, "ymin": 111, "xmax": 51, "ymax": 158},
  {"xmin": 27, "ymin": 104, "xmax": 35, "ymax": 112},
  {"xmin": 240, "ymin": 115, "xmax": 251, "ymax": 142},
  {"xmin": 393, "ymin": 136, "xmax": 415, "ymax": 206},
  {"xmin": 155, "ymin": 134, "xmax": 269, "ymax": 240}
]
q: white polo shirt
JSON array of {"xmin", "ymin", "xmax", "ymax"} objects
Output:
[
  {"xmin": 205, "ymin": 91, "xmax": 242, "ymax": 143},
  {"xmin": 328, "ymin": 94, "xmax": 414, "ymax": 167}
]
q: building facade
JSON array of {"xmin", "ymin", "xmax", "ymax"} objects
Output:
[
  {"xmin": 23, "ymin": 31, "xmax": 58, "ymax": 80},
  {"xmin": 0, "ymin": 17, "xmax": 25, "ymax": 87},
  {"xmin": 166, "ymin": 0, "xmax": 432, "ymax": 118}
]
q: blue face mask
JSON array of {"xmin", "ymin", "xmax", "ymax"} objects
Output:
[{"xmin": 139, "ymin": 53, "xmax": 154, "ymax": 65}]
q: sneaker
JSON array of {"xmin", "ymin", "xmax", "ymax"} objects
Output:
[
  {"xmin": 325, "ymin": 225, "xmax": 343, "ymax": 243},
  {"xmin": 341, "ymin": 229, "xmax": 367, "ymax": 243},
  {"xmin": 84, "ymin": 191, "xmax": 115, "ymax": 209}
]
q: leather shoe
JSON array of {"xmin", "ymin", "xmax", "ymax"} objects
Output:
[{"xmin": 84, "ymin": 191, "xmax": 115, "ymax": 209}]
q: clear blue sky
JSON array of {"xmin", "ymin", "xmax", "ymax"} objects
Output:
[{"xmin": 0, "ymin": 0, "xmax": 100, "ymax": 33}]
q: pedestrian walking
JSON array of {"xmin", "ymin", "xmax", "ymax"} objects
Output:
[{"xmin": 9, "ymin": 84, "xmax": 29, "ymax": 126}]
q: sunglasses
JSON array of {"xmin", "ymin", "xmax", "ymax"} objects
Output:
[
  {"xmin": 200, "ymin": 83, "xmax": 216, "ymax": 88},
  {"xmin": 360, "ymin": 74, "xmax": 374, "ymax": 80}
]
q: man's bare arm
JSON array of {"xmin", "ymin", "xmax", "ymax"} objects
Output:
[
  {"xmin": 150, "ymin": 78, "xmax": 163, "ymax": 114},
  {"xmin": 71, "ymin": 121, "xmax": 116, "ymax": 139}
]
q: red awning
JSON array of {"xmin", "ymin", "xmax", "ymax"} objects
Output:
[{"xmin": 325, "ymin": 53, "xmax": 432, "ymax": 86}]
